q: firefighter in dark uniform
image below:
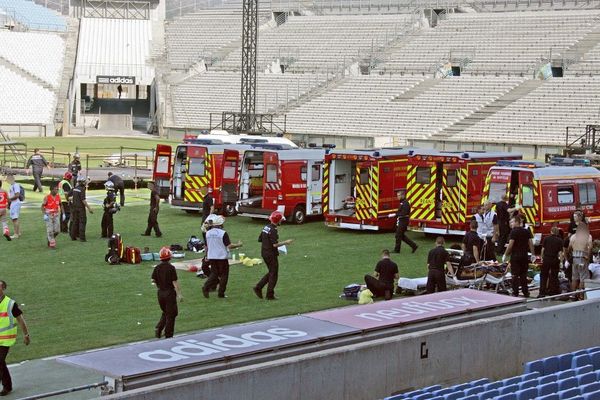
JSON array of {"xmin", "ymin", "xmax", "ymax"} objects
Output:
[
  {"xmin": 253, "ymin": 211, "xmax": 293, "ymax": 300},
  {"xmin": 393, "ymin": 189, "xmax": 418, "ymax": 254},
  {"xmin": 503, "ymin": 215, "xmax": 535, "ymax": 297},
  {"xmin": 107, "ymin": 172, "xmax": 125, "ymax": 207},
  {"xmin": 151, "ymin": 247, "xmax": 183, "ymax": 339},
  {"xmin": 67, "ymin": 153, "xmax": 81, "ymax": 186},
  {"xmin": 142, "ymin": 181, "xmax": 162, "ymax": 237},
  {"xmin": 426, "ymin": 236, "xmax": 456, "ymax": 293},
  {"xmin": 101, "ymin": 181, "xmax": 119, "ymax": 238},
  {"xmin": 25, "ymin": 148, "xmax": 49, "ymax": 193},
  {"xmin": 59, "ymin": 172, "xmax": 73, "ymax": 233},
  {"xmin": 69, "ymin": 175, "xmax": 93, "ymax": 242}
]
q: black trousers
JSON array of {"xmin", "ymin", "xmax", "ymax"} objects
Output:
[
  {"xmin": 497, "ymin": 226, "xmax": 510, "ymax": 255},
  {"xmin": 394, "ymin": 223, "xmax": 417, "ymax": 253},
  {"xmin": 426, "ymin": 269, "xmax": 447, "ymax": 293},
  {"xmin": 256, "ymin": 255, "xmax": 279, "ymax": 298},
  {"xmin": 204, "ymin": 259, "xmax": 229, "ymax": 297},
  {"xmin": 144, "ymin": 210, "xmax": 162, "ymax": 236},
  {"xmin": 115, "ymin": 184, "xmax": 125, "ymax": 207},
  {"xmin": 540, "ymin": 257, "xmax": 560, "ymax": 296},
  {"xmin": 364, "ymin": 275, "xmax": 393, "ymax": 299},
  {"xmin": 60, "ymin": 202, "xmax": 70, "ymax": 233},
  {"xmin": 101, "ymin": 212, "xmax": 114, "ymax": 238},
  {"xmin": 69, "ymin": 208, "xmax": 87, "ymax": 240},
  {"xmin": 482, "ymin": 236, "xmax": 496, "ymax": 261},
  {"xmin": 156, "ymin": 290, "xmax": 178, "ymax": 338},
  {"xmin": 0, "ymin": 346, "xmax": 11, "ymax": 391},
  {"xmin": 511, "ymin": 258, "xmax": 530, "ymax": 296},
  {"xmin": 32, "ymin": 170, "xmax": 43, "ymax": 192}
]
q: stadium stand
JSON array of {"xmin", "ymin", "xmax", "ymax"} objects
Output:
[
  {"xmin": 284, "ymin": 75, "xmax": 523, "ymax": 141},
  {"xmin": 0, "ymin": 64, "xmax": 56, "ymax": 124},
  {"xmin": 384, "ymin": 346, "xmax": 600, "ymax": 400},
  {"xmin": 75, "ymin": 17, "xmax": 154, "ymax": 82},
  {"xmin": 0, "ymin": 30, "xmax": 65, "ymax": 88},
  {"xmin": 569, "ymin": 41, "xmax": 600, "ymax": 76},
  {"xmin": 170, "ymin": 71, "xmax": 327, "ymax": 127},
  {"xmin": 377, "ymin": 10, "xmax": 600, "ymax": 75},
  {"xmin": 215, "ymin": 14, "xmax": 415, "ymax": 73},
  {"xmin": 0, "ymin": 0, "xmax": 66, "ymax": 31},
  {"xmin": 450, "ymin": 77, "xmax": 600, "ymax": 146}
]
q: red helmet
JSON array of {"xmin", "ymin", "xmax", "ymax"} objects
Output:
[
  {"xmin": 63, "ymin": 172, "xmax": 73, "ymax": 180},
  {"xmin": 269, "ymin": 211, "xmax": 285, "ymax": 225},
  {"xmin": 159, "ymin": 246, "xmax": 172, "ymax": 261}
]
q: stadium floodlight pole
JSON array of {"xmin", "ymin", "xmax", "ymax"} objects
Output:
[{"xmin": 240, "ymin": 0, "xmax": 258, "ymax": 132}]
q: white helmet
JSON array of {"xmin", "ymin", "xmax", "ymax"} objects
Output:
[
  {"xmin": 104, "ymin": 180, "xmax": 115, "ymax": 190},
  {"xmin": 212, "ymin": 215, "xmax": 225, "ymax": 226}
]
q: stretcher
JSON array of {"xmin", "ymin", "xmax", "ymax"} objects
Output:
[{"xmin": 397, "ymin": 277, "xmax": 428, "ymax": 295}]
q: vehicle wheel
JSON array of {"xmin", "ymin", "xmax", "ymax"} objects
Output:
[
  {"xmin": 223, "ymin": 203, "xmax": 236, "ymax": 217},
  {"xmin": 292, "ymin": 206, "xmax": 306, "ymax": 225}
]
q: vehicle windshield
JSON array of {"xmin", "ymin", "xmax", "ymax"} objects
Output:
[{"xmin": 489, "ymin": 182, "xmax": 507, "ymax": 203}]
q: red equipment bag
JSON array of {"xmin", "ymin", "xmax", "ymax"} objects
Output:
[{"xmin": 124, "ymin": 246, "xmax": 141, "ymax": 264}]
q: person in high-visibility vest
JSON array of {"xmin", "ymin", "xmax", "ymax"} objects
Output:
[
  {"xmin": 0, "ymin": 279, "xmax": 30, "ymax": 396},
  {"xmin": 41, "ymin": 183, "xmax": 64, "ymax": 249},
  {"xmin": 59, "ymin": 172, "xmax": 73, "ymax": 234}
]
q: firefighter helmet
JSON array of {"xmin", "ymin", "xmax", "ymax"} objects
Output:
[
  {"xmin": 63, "ymin": 172, "xmax": 73, "ymax": 180},
  {"xmin": 269, "ymin": 211, "xmax": 285, "ymax": 225},
  {"xmin": 159, "ymin": 246, "xmax": 172, "ymax": 261}
]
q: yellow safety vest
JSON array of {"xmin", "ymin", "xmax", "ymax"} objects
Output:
[
  {"xmin": 59, "ymin": 179, "xmax": 72, "ymax": 202},
  {"xmin": 0, "ymin": 296, "xmax": 17, "ymax": 347}
]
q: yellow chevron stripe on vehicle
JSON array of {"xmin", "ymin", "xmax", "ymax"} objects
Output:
[
  {"xmin": 323, "ymin": 164, "xmax": 329, "ymax": 214},
  {"xmin": 459, "ymin": 170, "xmax": 468, "ymax": 223},
  {"xmin": 371, "ymin": 165, "xmax": 379, "ymax": 219},
  {"xmin": 482, "ymin": 172, "xmax": 492, "ymax": 204},
  {"xmin": 355, "ymin": 165, "xmax": 368, "ymax": 222}
]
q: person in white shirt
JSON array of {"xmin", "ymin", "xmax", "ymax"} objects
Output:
[{"xmin": 5, "ymin": 175, "xmax": 21, "ymax": 239}]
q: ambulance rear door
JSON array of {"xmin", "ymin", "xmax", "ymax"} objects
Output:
[
  {"xmin": 518, "ymin": 171, "xmax": 537, "ymax": 226},
  {"xmin": 262, "ymin": 151, "xmax": 280, "ymax": 210},
  {"xmin": 152, "ymin": 144, "xmax": 172, "ymax": 199},
  {"xmin": 183, "ymin": 146, "xmax": 208, "ymax": 204},
  {"xmin": 306, "ymin": 160, "xmax": 323, "ymax": 215},
  {"xmin": 220, "ymin": 149, "xmax": 241, "ymax": 215},
  {"xmin": 441, "ymin": 163, "xmax": 464, "ymax": 226},
  {"xmin": 407, "ymin": 161, "xmax": 437, "ymax": 222},
  {"xmin": 355, "ymin": 161, "xmax": 377, "ymax": 222}
]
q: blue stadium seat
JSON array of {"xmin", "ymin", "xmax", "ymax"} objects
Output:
[
  {"xmin": 559, "ymin": 377, "xmax": 579, "ymax": 391},
  {"xmin": 495, "ymin": 394, "xmax": 517, "ymax": 400},
  {"xmin": 499, "ymin": 384, "xmax": 519, "ymax": 395},
  {"xmin": 560, "ymin": 354, "xmax": 575, "ymax": 371},
  {"xmin": 502, "ymin": 377, "xmax": 522, "ymax": 386},
  {"xmin": 449, "ymin": 384, "xmax": 472, "ymax": 392},
  {"xmin": 482, "ymin": 382, "xmax": 502, "ymax": 391},
  {"xmin": 524, "ymin": 360, "xmax": 544, "ymax": 375},
  {"xmin": 596, "ymin": 370, "xmax": 600, "ymax": 381},
  {"xmin": 591, "ymin": 352, "xmax": 600, "ymax": 370},
  {"xmin": 578, "ymin": 372, "xmax": 598, "ymax": 386},
  {"xmin": 574, "ymin": 366, "xmax": 594, "ymax": 376},
  {"xmin": 582, "ymin": 383, "xmax": 600, "ymax": 395},
  {"xmin": 537, "ymin": 395, "xmax": 559, "ymax": 400},
  {"xmin": 558, "ymin": 388, "xmax": 581, "ymax": 399},
  {"xmin": 468, "ymin": 379, "xmax": 490, "ymax": 387},
  {"xmin": 431, "ymin": 388, "xmax": 455, "ymax": 397},
  {"xmin": 477, "ymin": 389, "xmax": 500, "ymax": 400},
  {"xmin": 520, "ymin": 372, "xmax": 541, "ymax": 381},
  {"xmin": 583, "ymin": 390, "xmax": 600, "ymax": 400},
  {"xmin": 518, "ymin": 379, "xmax": 537, "ymax": 390},
  {"xmin": 572, "ymin": 354, "xmax": 593, "ymax": 369},
  {"xmin": 557, "ymin": 370, "xmax": 576, "ymax": 380},
  {"xmin": 586, "ymin": 347, "xmax": 600, "ymax": 354},
  {"xmin": 424, "ymin": 385, "xmax": 443, "ymax": 393},
  {"xmin": 539, "ymin": 375, "xmax": 558, "ymax": 385},
  {"xmin": 459, "ymin": 396, "xmax": 479, "ymax": 400},
  {"xmin": 443, "ymin": 391, "xmax": 464, "ymax": 400},
  {"xmin": 515, "ymin": 387, "xmax": 537, "ymax": 400},
  {"xmin": 464, "ymin": 386, "xmax": 486, "ymax": 396},
  {"xmin": 543, "ymin": 356, "xmax": 561, "ymax": 375},
  {"xmin": 539, "ymin": 382, "xmax": 560, "ymax": 397},
  {"xmin": 412, "ymin": 393, "xmax": 434, "ymax": 400}
]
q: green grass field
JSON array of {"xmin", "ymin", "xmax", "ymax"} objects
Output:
[{"xmin": 1, "ymin": 184, "xmax": 440, "ymax": 363}]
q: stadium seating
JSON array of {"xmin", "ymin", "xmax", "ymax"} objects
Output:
[
  {"xmin": 215, "ymin": 14, "xmax": 414, "ymax": 73},
  {"xmin": 0, "ymin": 30, "xmax": 65, "ymax": 88},
  {"xmin": 378, "ymin": 10, "xmax": 600, "ymax": 75},
  {"xmin": 0, "ymin": 64, "xmax": 56, "ymax": 124},
  {"xmin": 450, "ymin": 77, "xmax": 600, "ymax": 146},
  {"xmin": 384, "ymin": 346, "xmax": 600, "ymax": 400},
  {"xmin": 284, "ymin": 75, "xmax": 522, "ymax": 141},
  {"xmin": 0, "ymin": 0, "xmax": 66, "ymax": 31},
  {"xmin": 569, "ymin": 42, "xmax": 600, "ymax": 76},
  {"xmin": 170, "ymin": 71, "xmax": 326, "ymax": 127}
]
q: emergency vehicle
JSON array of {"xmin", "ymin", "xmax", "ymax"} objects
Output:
[
  {"xmin": 323, "ymin": 148, "xmax": 414, "ymax": 231},
  {"xmin": 406, "ymin": 150, "xmax": 522, "ymax": 235},
  {"xmin": 153, "ymin": 142, "xmax": 256, "ymax": 215},
  {"xmin": 236, "ymin": 148, "xmax": 327, "ymax": 223},
  {"xmin": 483, "ymin": 160, "xmax": 600, "ymax": 243}
]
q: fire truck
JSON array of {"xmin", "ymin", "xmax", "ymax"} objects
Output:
[
  {"xmin": 406, "ymin": 150, "xmax": 522, "ymax": 235},
  {"xmin": 236, "ymin": 148, "xmax": 327, "ymax": 223},
  {"xmin": 323, "ymin": 148, "xmax": 414, "ymax": 231},
  {"xmin": 483, "ymin": 160, "xmax": 600, "ymax": 243},
  {"xmin": 153, "ymin": 142, "xmax": 258, "ymax": 215}
]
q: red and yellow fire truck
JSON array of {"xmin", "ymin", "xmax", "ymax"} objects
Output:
[
  {"xmin": 406, "ymin": 150, "xmax": 521, "ymax": 235},
  {"xmin": 323, "ymin": 148, "xmax": 414, "ymax": 230},
  {"xmin": 483, "ymin": 160, "xmax": 600, "ymax": 243},
  {"xmin": 236, "ymin": 148, "xmax": 327, "ymax": 223},
  {"xmin": 153, "ymin": 142, "xmax": 256, "ymax": 215}
]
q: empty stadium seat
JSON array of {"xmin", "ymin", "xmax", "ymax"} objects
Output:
[
  {"xmin": 477, "ymin": 389, "xmax": 500, "ymax": 400},
  {"xmin": 583, "ymin": 390, "xmax": 600, "ymax": 400},
  {"xmin": 538, "ymin": 395, "xmax": 560, "ymax": 400},
  {"xmin": 514, "ymin": 387, "xmax": 537, "ymax": 400},
  {"xmin": 559, "ymin": 377, "xmax": 579, "ymax": 392},
  {"xmin": 558, "ymin": 388, "xmax": 581, "ymax": 399},
  {"xmin": 572, "ymin": 354, "xmax": 593, "ymax": 369},
  {"xmin": 582, "ymin": 383, "xmax": 600, "ymax": 394},
  {"xmin": 496, "ymin": 394, "xmax": 518, "ymax": 400},
  {"xmin": 539, "ymin": 382, "xmax": 560, "ymax": 397},
  {"xmin": 580, "ymin": 373, "xmax": 598, "ymax": 386},
  {"xmin": 500, "ymin": 384, "xmax": 520, "ymax": 395}
]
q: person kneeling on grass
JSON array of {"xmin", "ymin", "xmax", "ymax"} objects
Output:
[
  {"xmin": 41, "ymin": 183, "xmax": 63, "ymax": 249},
  {"xmin": 426, "ymin": 237, "xmax": 456, "ymax": 294},
  {"xmin": 364, "ymin": 249, "xmax": 399, "ymax": 301}
]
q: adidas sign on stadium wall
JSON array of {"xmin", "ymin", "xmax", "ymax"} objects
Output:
[{"xmin": 96, "ymin": 76, "xmax": 136, "ymax": 85}]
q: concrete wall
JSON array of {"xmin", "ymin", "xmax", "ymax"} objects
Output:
[{"xmin": 103, "ymin": 299, "xmax": 600, "ymax": 400}]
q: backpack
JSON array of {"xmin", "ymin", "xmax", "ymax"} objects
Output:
[
  {"xmin": 343, "ymin": 284, "xmax": 362, "ymax": 300},
  {"xmin": 105, "ymin": 233, "xmax": 124, "ymax": 264},
  {"xmin": 13, "ymin": 184, "xmax": 24, "ymax": 202},
  {"xmin": 187, "ymin": 236, "xmax": 204, "ymax": 252},
  {"xmin": 124, "ymin": 246, "xmax": 141, "ymax": 264}
]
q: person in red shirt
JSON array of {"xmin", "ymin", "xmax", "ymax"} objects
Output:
[
  {"xmin": 0, "ymin": 181, "xmax": 10, "ymax": 241},
  {"xmin": 41, "ymin": 183, "xmax": 63, "ymax": 249}
]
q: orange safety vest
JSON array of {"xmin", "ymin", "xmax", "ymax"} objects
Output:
[
  {"xmin": 0, "ymin": 191, "xmax": 7, "ymax": 209},
  {"xmin": 44, "ymin": 194, "xmax": 61, "ymax": 215}
]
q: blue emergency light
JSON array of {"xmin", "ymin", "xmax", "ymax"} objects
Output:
[{"xmin": 496, "ymin": 160, "xmax": 546, "ymax": 168}]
